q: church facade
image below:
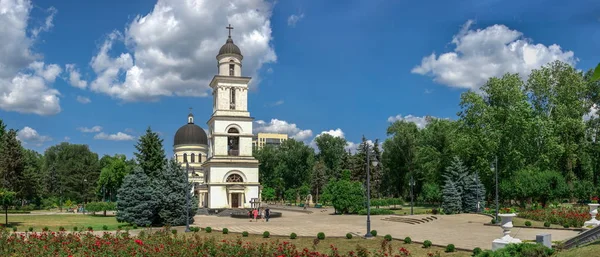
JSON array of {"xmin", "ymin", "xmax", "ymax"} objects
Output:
[{"xmin": 173, "ymin": 26, "xmax": 261, "ymax": 209}]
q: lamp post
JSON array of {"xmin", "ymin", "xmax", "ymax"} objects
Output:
[
  {"xmin": 491, "ymin": 156, "xmax": 498, "ymax": 222},
  {"xmin": 364, "ymin": 137, "xmax": 379, "ymax": 238},
  {"xmin": 409, "ymin": 176, "xmax": 415, "ymax": 215},
  {"xmin": 82, "ymin": 178, "xmax": 87, "ymax": 215},
  {"xmin": 473, "ymin": 174, "xmax": 480, "ymax": 213},
  {"xmin": 185, "ymin": 162, "xmax": 191, "ymax": 232}
]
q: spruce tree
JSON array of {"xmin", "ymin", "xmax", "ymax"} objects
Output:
[
  {"xmin": 443, "ymin": 156, "xmax": 469, "ymax": 198},
  {"xmin": 441, "ymin": 179, "xmax": 461, "ymax": 214},
  {"xmin": 462, "ymin": 173, "xmax": 486, "ymax": 212},
  {"xmin": 116, "ymin": 167, "xmax": 159, "ymax": 226},
  {"xmin": 0, "ymin": 129, "xmax": 24, "ymax": 195},
  {"xmin": 134, "ymin": 127, "xmax": 167, "ymax": 179},
  {"xmin": 155, "ymin": 159, "xmax": 198, "ymax": 226}
]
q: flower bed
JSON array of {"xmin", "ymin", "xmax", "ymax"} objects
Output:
[
  {"xmin": 518, "ymin": 207, "xmax": 589, "ymax": 227},
  {"xmin": 0, "ymin": 229, "xmax": 432, "ymax": 257}
]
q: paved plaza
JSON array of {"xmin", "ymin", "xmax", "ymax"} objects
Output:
[{"xmin": 193, "ymin": 208, "xmax": 580, "ymax": 250}]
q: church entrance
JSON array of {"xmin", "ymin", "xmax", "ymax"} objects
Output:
[{"xmin": 231, "ymin": 193, "xmax": 240, "ymax": 208}]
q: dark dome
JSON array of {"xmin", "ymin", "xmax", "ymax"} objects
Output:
[
  {"xmin": 174, "ymin": 124, "xmax": 208, "ymax": 146},
  {"xmin": 218, "ymin": 37, "xmax": 242, "ymax": 57}
]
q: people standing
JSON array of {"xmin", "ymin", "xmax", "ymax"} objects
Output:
[
  {"xmin": 252, "ymin": 208, "xmax": 258, "ymax": 221},
  {"xmin": 265, "ymin": 207, "xmax": 270, "ymax": 222}
]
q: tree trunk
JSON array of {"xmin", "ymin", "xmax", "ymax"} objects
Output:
[{"xmin": 5, "ymin": 205, "xmax": 7, "ymax": 226}]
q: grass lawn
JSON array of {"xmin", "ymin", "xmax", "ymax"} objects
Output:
[
  {"xmin": 392, "ymin": 205, "xmax": 435, "ymax": 215},
  {"xmin": 187, "ymin": 231, "xmax": 471, "ymax": 256},
  {"xmin": 555, "ymin": 240, "xmax": 600, "ymax": 257},
  {"xmin": 2, "ymin": 214, "xmax": 124, "ymax": 232},
  {"xmin": 511, "ymin": 217, "xmax": 565, "ymax": 229}
]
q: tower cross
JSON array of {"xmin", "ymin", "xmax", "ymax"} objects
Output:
[{"xmin": 226, "ymin": 24, "xmax": 234, "ymax": 37}]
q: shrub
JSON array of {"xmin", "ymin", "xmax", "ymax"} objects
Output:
[
  {"xmin": 43, "ymin": 227, "xmax": 49, "ymax": 232},
  {"xmin": 431, "ymin": 208, "xmax": 439, "ymax": 215},
  {"xmin": 445, "ymin": 244, "xmax": 455, "ymax": 252},
  {"xmin": 102, "ymin": 225, "xmax": 109, "ymax": 230},
  {"xmin": 28, "ymin": 227, "xmax": 33, "ymax": 232},
  {"xmin": 524, "ymin": 221, "xmax": 532, "ymax": 227},
  {"xmin": 171, "ymin": 229, "xmax": 177, "ymax": 235},
  {"xmin": 404, "ymin": 236, "xmax": 412, "ymax": 244},
  {"xmin": 263, "ymin": 231, "xmax": 270, "ymax": 238},
  {"xmin": 358, "ymin": 208, "xmax": 394, "ymax": 215},
  {"xmin": 544, "ymin": 222, "xmax": 551, "ymax": 228},
  {"xmin": 423, "ymin": 240, "xmax": 432, "ymax": 248},
  {"xmin": 472, "ymin": 247, "xmax": 482, "ymax": 256},
  {"xmin": 370, "ymin": 230, "xmax": 377, "ymax": 237},
  {"xmin": 87, "ymin": 226, "xmax": 93, "ymax": 231},
  {"xmin": 563, "ymin": 224, "xmax": 569, "ymax": 228},
  {"xmin": 491, "ymin": 218, "xmax": 497, "ymax": 224},
  {"xmin": 73, "ymin": 227, "xmax": 78, "ymax": 232},
  {"xmin": 317, "ymin": 232, "xmax": 325, "ymax": 240},
  {"xmin": 205, "ymin": 227, "xmax": 212, "ymax": 233},
  {"xmin": 242, "ymin": 231, "xmax": 249, "ymax": 237},
  {"xmin": 133, "ymin": 224, "xmax": 138, "ymax": 229},
  {"xmin": 384, "ymin": 234, "xmax": 392, "ymax": 241},
  {"xmin": 59, "ymin": 226, "xmax": 65, "ymax": 231},
  {"xmin": 290, "ymin": 232, "xmax": 297, "ymax": 239},
  {"xmin": 478, "ymin": 242, "xmax": 555, "ymax": 256},
  {"xmin": 117, "ymin": 225, "xmax": 123, "ymax": 230},
  {"xmin": 12, "ymin": 227, "xmax": 17, "ymax": 232},
  {"xmin": 222, "ymin": 228, "xmax": 229, "ymax": 234},
  {"xmin": 346, "ymin": 233, "xmax": 353, "ymax": 239}
]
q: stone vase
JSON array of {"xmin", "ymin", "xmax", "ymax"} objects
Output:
[
  {"xmin": 492, "ymin": 213, "xmax": 522, "ymax": 250},
  {"xmin": 584, "ymin": 203, "xmax": 600, "ymax": 228}
]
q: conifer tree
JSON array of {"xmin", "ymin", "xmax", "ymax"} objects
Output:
[
  {"xmin": 442, "ymin": 156, "xmax": 469, "ymax": 198},
  {"xmin": 0, "ymin": 129, "xmax": 24, "ymax": 195},
  {"xmin": 134, "ymin": 127, "xmax": 166, "ymax": 179},
  {"xmin": 462, "ymin": 173, "xmax": 486, "ymax": 212},
  {"xmin": 155, "ymin": 159, "xmax": 198, "ymax": 226},
  {"xmin": 441, "ymin": 179, "xmax": 461, "ymax": 214},
  {"xmin": 116, "ymin": 167, "xmax": 159, "ymax": 226}
]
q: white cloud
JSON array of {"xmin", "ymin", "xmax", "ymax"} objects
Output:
[
  {"xmin": 63, "ymin": 136, "xmax": 70, "ymax": 141},
  {"xmin": 387, "ymin": 114, "xmax": 431, "ymax": 129},
  {"xmin": 412, "ymin": 20, "xmax": 577, "ymax": 90},
  {"xmin": 265, "ymin": 100, "xmax": 283, "ymax": 107},
  {"xmin": 287, "ymin": 13, "xmax": 304, "ymax": 27},
  {"xmin": 94, "ymin": 132, "xmax": 135, "ymax": 141},
  {"xmin": 16, "ymin": 126, "xmax": 52, "ymax": 146},
  {"xmin": 254, "ymin": 119, "xmax": 313, "ymax": 141},
  {"xmin": 76, "ymin": 95, "xmax": 91, "ymax": 104},
  {"xmin": 310, "ymin": 128, "xmax": 368, "ymax": 153},
  {"xmin": 87, "ymin": 0, "xmax": 277, "ymax": 102},
  {"xmin": 65, "ymin": 64, "xmax": 88, "ymax": 89},
  {"xmin": 77, "ymin": 126, "xmax": 103, "ymax": 133},
  {"xmin": 0, "ymin": 0, "xmax": 62, "ymax": 115}
]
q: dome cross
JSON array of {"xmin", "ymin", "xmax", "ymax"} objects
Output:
[{"xmin": 226, "ymin": 24, "xmax": 234, "ymax": 38}]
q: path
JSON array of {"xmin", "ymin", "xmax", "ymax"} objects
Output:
[{"xmin": 192, "ymin": 209, "xmax": 579, "ymax": 250}]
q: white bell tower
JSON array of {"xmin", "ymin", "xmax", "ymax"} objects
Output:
[{"xmin": 202, "ymin": 24, "xmax": 261, "ymax": 209}]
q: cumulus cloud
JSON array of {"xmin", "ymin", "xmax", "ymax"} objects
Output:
[
  {"xmin": 16, "ymin": 126, "xmax": 52, "ymax": 146},
  {"xmin": 87, "ymin": 0, "xmax": 277, "ymax": 102},
  {"xmin": 412, "ymin": 20, "xmax": 577, "ymax": 90},
  {"xmin": 0, "ymin": 0, "xmax": 62, "ymax": 115},
  {"xmin": 63, "ymin": 136, "xmax": 70, "ymax": 141},
  {"xmin": 254, "ymin": 119, "xmax": 313, "ymax": 141},
  {"xmin": 94, "ymin": 132, "xmax": 135, "ymax": 141},
  {"xmin": 77, "ymin": 126, "xmax": 103, "ymax": 133},
  {"xmin": 65, "ymin": 64, "xmax": 88, "ymax": 89},
  {"xmin": 76, "ymin": 95, "xmax": 91, "ymax": 104},
  {"xmin": 287, "ymin": 13, "xmax": 304, "ymax": 27},
  {"xmin": 387, "ymin": 114, "xmax": 432, "ymax": 129},
  {"xmin": 310, "ymin": 128, "xmax": 373, "ymax": 154},
  {"xmin": 265, "ymin": 100, "xmax": 284, "ymax": 107}
]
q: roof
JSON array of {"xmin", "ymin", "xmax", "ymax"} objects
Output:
[
  {"xmin": 217, "ymin": 37, "xmax": 243, "ymax": 58},
  {"xmin": 174, "ymin": 123, "xmax": 208, "ymax": 146}
]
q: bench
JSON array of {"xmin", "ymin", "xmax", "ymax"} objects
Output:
[{"xmin": 315, "ymin": 204, "xmax": 323, "ymax": 208}]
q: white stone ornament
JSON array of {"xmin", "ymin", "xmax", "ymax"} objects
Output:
[
  {"xmin": 584, "ymin": 203, "xmax": 600, "ymax": 228},
  {"xmin": 492, "ymin": 213, "xmax": 522, "ymax": 250}
]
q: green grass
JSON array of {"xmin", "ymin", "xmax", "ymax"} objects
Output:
[
  {"xmin": 555, "ymin": 240, "xmax": 600, "ymax": 257},
  {"xmin": 511, "ymin": 217, "xmax": 564, "ymax": 229},
  {"xmin": 392, "ymin": 205, "xmax": 436, "ymax": 215},
  {"xmin": 2, "ymin": 214, "xmax": 125, "ymax": 231}
]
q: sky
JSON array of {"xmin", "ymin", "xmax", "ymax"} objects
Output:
[{"xmin": 1, "ymin": 0, "xmax": 599, "ymax": 158}]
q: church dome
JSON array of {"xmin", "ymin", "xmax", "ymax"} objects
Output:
[
  {"xmin": 218, "ymin": 37, "xmax": 243, "ymax": 58},
  {"xmin": 174, "ymin": 113, "xmax": 208, "ymax": 146}
]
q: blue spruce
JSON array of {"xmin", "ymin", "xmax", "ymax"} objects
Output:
[
  {"xmin": 116, "ymin": 167, "xmax": 159, "ymax": 226},
  {"xmin": 155, "ymin": 159, "xmax": 198, "ymax": 226}
]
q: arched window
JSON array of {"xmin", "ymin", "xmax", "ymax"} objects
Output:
[
  {"xmin": 229, "ymin": 63, "xmax": 235, "ymax": 76},
  {"xmin": 191, "ymin": 153, "xmax": 195, "ymax": 163},
  {"xmin": 183, "ymin": 153, "xmax": 188, "ymax": 162},
  {"xmin": 230, "ymin": 88, "xmax": 236, "ymax": 110},
  {"xmin": 226, "ymin": 174, "xmax": 243, "ymax": 182},
  {"xmin": 228, "ymin": 128, "xmax": 240, "ymax": 156}
]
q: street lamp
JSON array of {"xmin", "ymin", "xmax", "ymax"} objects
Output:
[
  {"xmin": 185, "ymin": 162, "xmax": 191, "ymax": 233},
  {"xmin": 473, "ymin": 174, "xmax": 480, "ymax": 213},
  {"xmin": 409, "ymin": 176, "xmax": 415, "ymax": 215},
  {"xmin": 364, "ymin": 137, "xmax": 379, "ymax": 239},
  {"xmin": 82, "ymin": 178, "xmax": 88, "ymax": 215},
  {"xmin": 491, "ymin": 156, "xmax": 498, "ymax": 222}
]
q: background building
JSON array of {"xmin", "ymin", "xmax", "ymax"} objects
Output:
[{"xmin": 253, "ymin": 132, "xmax": 288, "ymax": 150}]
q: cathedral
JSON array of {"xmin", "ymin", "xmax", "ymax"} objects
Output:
[{"xmin": 173, "ymin": 25, "xmax": 261, "ymax": 210}]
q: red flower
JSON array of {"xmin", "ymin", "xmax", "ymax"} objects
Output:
[{"xmin": 135, "ymin": 239, "xmax": 144, "ymax": 246}]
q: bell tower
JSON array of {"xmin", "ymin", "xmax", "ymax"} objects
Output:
[{"xmin": 202, "ymin": 24, "xmax": 261, "ymax": 209}]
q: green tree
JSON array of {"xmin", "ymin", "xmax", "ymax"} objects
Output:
[
  {"xmin": 441, "ymin": 179, "xmax": 461, "ymax": 214},
  {"xmin": 116, "ymin": 167, "xmax": 158, "ymax": 226},
  {"xmin": 275, "ymin": 139, "xmax": 315, "ymax": 190},
  {"xmin": 315, "ymin": 134, "xmax": 347, "ymax": 179},
  {"xmin": 382, "ymin": 121, "xmax": 419, "ymax": 197},
  {"xmin": 155, "ymin": 159, "xmax": 198, "ymax": 226},
  {"xmin": 96, "ymin": 154, "xmax": 132, "ymax": 202},
  {"xmin": 0, "ymin": 188, "xmax": 16, "ymax": 226},
  {"xmin": 254, "ymin": 145, "xmax": 279, "ymax": 189},
  {"xmin": 134, "ymin": 127, "xmax": 167, "ymax": 179},
  {"xmin": 21, "ymin": 149, "xmax": 44, "ymax": 204},
  {"xmin": 261, "ymin": 187, "xmax": 276, "ymax": 202},
  {"xmin": 326, "ymin": 170, "xmax": 365, "ymax": 214},
  {"xmin": 311, "ymin": 160, "xmax": 327, "ymax": 203},
  {"xmin": 0, "ymin": 129, "xmax": 25, "ymax": 197},
  {"xmin": 421, "ymin": 182, "xmax": 442, "ymax": 205},
  {"xmin": 462, "ymin": 173, "xmax": 486, "ymax": 212}
]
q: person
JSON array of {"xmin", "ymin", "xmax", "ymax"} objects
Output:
[
  {"xmin": 265, "ymin": 207, "xmax": 270, "ymax": 222},
  {"xmin": 252, "ymin": 208, "xmax": 258, "ymax": 221}
]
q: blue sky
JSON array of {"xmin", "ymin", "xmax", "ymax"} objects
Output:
[{"xmin": 1, "ymin": 0, "xmax": 599, "ymax": 158}]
